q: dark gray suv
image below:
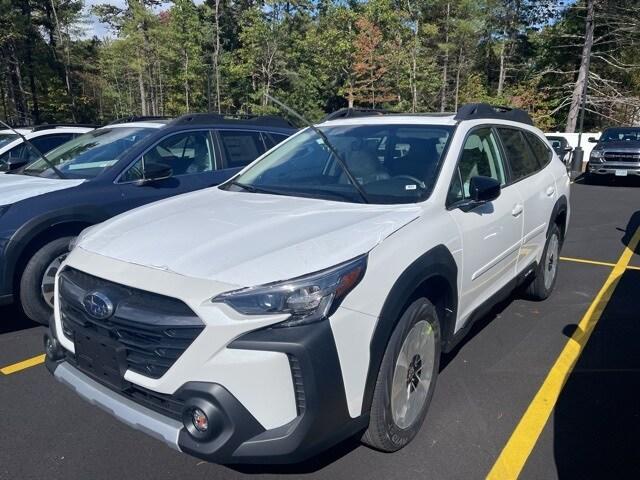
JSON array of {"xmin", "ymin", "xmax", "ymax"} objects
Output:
[{"xmin": 587, "ymin": 127, "xmax": 640, "ymax": 180}]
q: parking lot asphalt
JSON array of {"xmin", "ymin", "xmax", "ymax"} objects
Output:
[{"xmin": 1, "ymin": 177, "xmax": 638, "ymax": 480}]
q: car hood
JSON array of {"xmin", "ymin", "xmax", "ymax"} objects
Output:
[
  {"xmin": 78, "ymin": 188, "xmax": 421, "ymax": 287},
  {"xmin": 0, "ymin": 173, "xmax": 84, "ymax": 205}
]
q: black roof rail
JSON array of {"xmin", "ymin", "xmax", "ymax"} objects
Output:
[
  {"xmin": 107, "ymin": 116, "xmax": 172, "ymax": 125},
  {"xmin": 322, "ymin": 108, "xmax": 389, "ymax": 122},
  {"xmin": 454, "ymin": 103, "xmax": 533, "ymax": 126},
  {"xmin": 170, "ymin": 113, "xmax": 296, "ymax": 129},
  {"xmin": 31, "ymin": 123, "xmax": 101, "ymax": 132}
]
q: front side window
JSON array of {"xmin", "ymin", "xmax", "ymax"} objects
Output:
[
  {"xmin": 224, "ymin": 124, "xmax": 454, "ymax": 204},
  {"xmin": 448, "ymin": 128, "xmax": 506, "ymax": 205},
  {"xmin": 497, "ymin": 128, "xmax": 540, "ymax": 181},
  {"xmin": 23, "ymin": 127, "xmax": 155, "ymax": 179},
  {"xmin": 120, "ymin": 130, "xmax": 214, "ymax": 183},
  {"xmin": 219, "ymin": 130, "xmax": 268, "ymax": 168}
]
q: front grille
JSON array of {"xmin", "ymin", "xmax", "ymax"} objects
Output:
[
  {"xmin": 125, "ymin": 384, "xmax": 185, "ymax": 420},
  {"xmin": 603, "ymin": 151, "xmax": 640, "ymax": 163},
  {"xmin": 59, "ymin": 267, "xmax": 204, "ymax": 379},
  {"xmin": 64, "ymin": 350, "xmax": 185, "ymax": 420}
]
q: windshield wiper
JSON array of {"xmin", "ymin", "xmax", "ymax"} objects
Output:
[
  {"xmin": 227, "ymin": 181, "xmax": 287, "ymax": 196},
  {"xmin": 0, "ymin": 120, "xmax": 66, "ymax": 179},
  {"xmin": 265, "ymin": 94, "xmax": 370, "ymax": 204}
]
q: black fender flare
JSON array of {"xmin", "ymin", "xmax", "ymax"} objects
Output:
[
  {"xmin": 3, "ymin": 206, "xmax": 109, "ymax": 291},
  {"xmin": 361, "ymin": 244, "xmax": 458, "ymax": 414},
  {"xmin": 548, "ymin": 194, "xmax": 568, "ymax": 240}
]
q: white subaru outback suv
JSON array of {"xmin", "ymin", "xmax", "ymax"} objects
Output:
[{"xmin": 46, "ymin": 104, "xmax": 569, "ymax": 464}]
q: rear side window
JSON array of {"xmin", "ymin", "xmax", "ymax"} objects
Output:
[
  {"xmin": 30, "ymin": 133, "xmax": 75, "ymax": 155},
  {"xmin": 524, "ymin": 131, "xmax": 552, "ymax": 166},
  {"xmin": 497, "ymin": 128, "xmax": 540, "ymax": 181},
  {"xmin": 219, "ymin": 130, "xmax": 267, "ymax": 168}
]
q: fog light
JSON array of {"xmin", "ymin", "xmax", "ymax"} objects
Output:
[
  {"xmin": 191, "ymin": 408, "xmax": 209, "ymax": 432},
  {"xmin": 44, "ymin": 333, "xmax": 64, "ymax": 361}
]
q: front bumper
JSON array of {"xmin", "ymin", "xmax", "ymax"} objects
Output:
[
  {"xmin": 46, "ymin": 319, "xmax": 369, "ymax": 464},
  {"xmin": 588, "ymin": 161, "xmax": 640, "ymax": 176}
]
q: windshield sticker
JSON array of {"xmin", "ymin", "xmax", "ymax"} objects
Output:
[{"xmin": 405, "ymin": 184, "xmax": 417, "ymax": 190}]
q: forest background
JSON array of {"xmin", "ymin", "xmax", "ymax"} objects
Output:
[{"xmin": 1, "ymin": 0, "xmax": 639, "ymax": 131}]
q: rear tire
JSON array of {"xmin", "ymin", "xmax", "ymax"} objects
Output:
[
  {"xmin": 19, "ymin": 236, "xmax": 74, "ymax": 325},
  {"xmin": 362, "ymin": 298, "xmax": 441, "ymax": 452},
  {"xmin": 525, "ymin": 224, "xmax": 561, "ymax": 301}
]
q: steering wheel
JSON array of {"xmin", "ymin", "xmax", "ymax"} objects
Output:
[{"xmin": 393, "ymin": 175, "xmax": 427, "ymax": 190}]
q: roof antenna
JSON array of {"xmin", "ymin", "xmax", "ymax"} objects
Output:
[
  {"xmin": 265, "ymin": 94, "xmax": 369, "ymax": 204},
  {"xmin": 0, "ymin": 121, "xmax": 66, "ymax": 179}
]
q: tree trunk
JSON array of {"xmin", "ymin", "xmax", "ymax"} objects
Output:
[
  {"xmin": 440, "ymin": 2, "xmax": 450, "ymax": 112},
  {"xmin": 184, "ymin": 50, "xmax": 190, "ymax": 111},
  {"xmin": 566, "ymin": 0, "xmax": 595, "ymax": 133},
  {"xmin": 455, "ymin": 47, "xmax": 463, "ymax": 112},
  {"xmin": 0, "ymin": 71, "xmax": 8, "ymax": 121},
  {"xmin": 6, "ymin": 44, "xmax": 29, "ymax": 124},
  {"xmin": 138, "ymin": 62, "xmax": 147, "ymax": 116},
  {"xmin": 21, "ymin": 0, "xmax": 40, "ymax": 123},
  {"xmin": 497, "ymin": 33, "xmax": 507, "ymax": 97},
  {"xmin": 212, "ymin": 0, "xmax": 222, "ymax": 114},
  {"xmin": 50, "ymin": 0, "xmax": 77, "ymax": 121},
  {"xmin": 411, "ymin": 19, "xmax": 419, "ymax": 113}
]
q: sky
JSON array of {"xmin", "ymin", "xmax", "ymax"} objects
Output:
[
  {"xmin": 81, "ymin": 0, "xmax": 204, "ymax": 39},
  {"xmin": 82, "ymin": 0, "xmax": 126, "ymax": 38}
]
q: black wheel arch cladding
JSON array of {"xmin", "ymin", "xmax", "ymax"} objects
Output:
[
  {"xmin": 2, "ymin": 207, "xmax": 108, "ymax": 294},
  {"xmin": 549, "ymin": 194, "xmax": 568, "ymax": 240},
  {"xmin": 362, "ymin": 244, "xmax": 457, "ymax": 415}
]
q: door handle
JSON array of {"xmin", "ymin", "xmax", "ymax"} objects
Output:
[
  {"xmin": 512, "ymin": 204, "xmax": 524, "ymax": 217},
  {"xmin": 546, "ymin": 186, "xmax": 555, "ymax": 197}
]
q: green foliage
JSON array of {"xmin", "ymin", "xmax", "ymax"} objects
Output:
[{"xmin": 1, "ymin": 0, "xmax": 640, "ymax": 130}]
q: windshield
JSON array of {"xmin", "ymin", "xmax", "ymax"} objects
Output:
[
  {"xmin": 600, "ymin": 128, "xmax": 640, "ymax": 142},
  {"xmin": 23, "ymin": 127, "xmax": 156, "ymax": 179},
  {"xmin": 0, "ymin": 133, "xmax": 18, "ymax": 150},
  {"xmin": 225, "ymin": 124, "xmax": 454, "ymax": 204}
]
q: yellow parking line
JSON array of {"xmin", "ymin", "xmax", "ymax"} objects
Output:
[
  {"xmin": 560, "ymin": 256, "xmax": 640, "ymax": 271},
  {"xmin": 487, "ymin": 226, "xmax": 640, "ymax": 480},
  {"xmin": 0, "ymin": 354, "xmax": 45, "ymax": 375}
]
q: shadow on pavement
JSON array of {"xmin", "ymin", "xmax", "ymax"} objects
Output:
[
  {"xmin": 574, "ymin": 174, "xmax": 640, "ymax": 188},
  {"xmin": 621, "ymin": 211, "xmax": 640, "ymax": 253},
  {"xmin": 0, "ymin": 304, "xmax": 39, "ymax": 334},
  {"xmin": 553, "ymin": 269, "xmax": 640, "ymax": 478}
]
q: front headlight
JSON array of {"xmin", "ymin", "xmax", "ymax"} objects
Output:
[
  {"xmin": 213, "ymin": 255, "xmax": 367, "ymax": 327},
  {"xmin": 590, "ymin": 150, "xmax": 604, "ymax": 161}
]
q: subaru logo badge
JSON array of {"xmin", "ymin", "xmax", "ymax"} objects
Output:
[{"xmin": 82, "ymin": 291, "xmax": 114, "ymax": 320}]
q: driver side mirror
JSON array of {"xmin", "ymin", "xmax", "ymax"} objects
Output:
[
  {"xmin": 135, "ymin": 162, "xmax": 173, "ymax": 186},
  {"xmin": 588, "ymin": 137, "xmax": 598, "ymax": 143},
  {"xmin": 469, "ymin": 175, "xmax": 501, "ymax": 203},
  {"xmin": 454, "ymin": 176, "xmax": 501, "ymax": 212}
]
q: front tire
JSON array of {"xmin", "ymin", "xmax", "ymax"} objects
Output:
[
  {"xmin": 362, "ymin": 298, "xmax": 441, "ymax": 452},
  {"xmin": 19, "ymin": 236, "xmax": 74, "ymax": 325},
  {"xmin": 525, "ymin": 224, "xmax": 561, "ymax": 301}
]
